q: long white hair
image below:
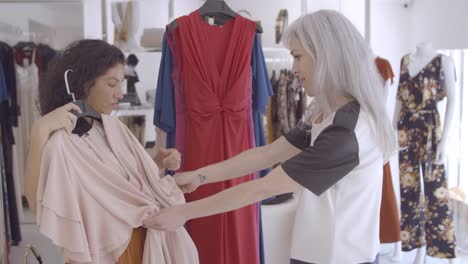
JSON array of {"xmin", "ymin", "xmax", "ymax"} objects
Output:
[{"xmin": 283, "ymin": 10, "xmax": 397, "ymax": 160}]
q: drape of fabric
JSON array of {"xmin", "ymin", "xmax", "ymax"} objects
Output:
[
  {"xmin": 164, "ymin": 11, "xmax": 260, "ymax": 264},
  {"xmin": 37, "ymin": 116, "xmax": 198, "ymax": 264},
  {"xmin": 374, "ymin": 57, "xmax": 400, "ymax": 243},
  {"xmin": 114, "ymin": 1, "xmax": 133, "ymax": 43},
  {"xmin": 397, "ymin": 54, "xmax": 456, "ymax": 258}
]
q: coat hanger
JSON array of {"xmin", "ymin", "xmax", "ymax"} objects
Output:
[
  {"xmin": 64, "ymin": 69, "xmax": 102, "ymax": 136},
  {"xmin": 167, "ymin": 0, "xmax": 263, "ymax": 33}
]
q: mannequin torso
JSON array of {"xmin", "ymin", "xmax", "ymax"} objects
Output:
[{"xmin": 394, "ymin": 41, "xmax": 456, "ymax": 162}]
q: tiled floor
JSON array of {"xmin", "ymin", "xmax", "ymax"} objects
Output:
[{"xmin": 10, "ymin": 209, "xmax": 468, "ymax": 264}]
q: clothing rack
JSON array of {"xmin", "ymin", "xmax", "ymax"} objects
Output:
[
  {"xmin": 262, "ymin": 47, "xmax": 293, "ymax": 77},
  {"xmin": 0, "ymin": 21, "xmax": 54, "ymax": 46}
]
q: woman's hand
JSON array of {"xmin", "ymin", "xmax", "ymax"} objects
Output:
[
  {"xmin": 154, "ymin": 148, "xmax": 181, "ymax": 170},
  {"xmin": 174, "ymin": 171, "xmax": 204, "ymax": 193},
  {"xmin": 33, "ymin": 102, "xmax": 82, "ymax": 137},
  {"xmin": 143, "ymin": 205, "xmax": 188, "ymax": 232}
]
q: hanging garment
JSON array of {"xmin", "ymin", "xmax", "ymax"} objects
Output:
[
  {"xmin": 14, "ymin": 49, "xmax": 40, "ymax": 211},
  {"xmin": 154, "ymin": 12, "xmax": 273, "ymax": 264},
  {"xmin": 374, "ymin": 56, "xmax": 400, "ymax": 243},
  {"xmin": 37, "ymin": 116, "xmax": 198, "ymax": 264},
  {"xmin": 376, "ymin": 56, "xmax": 395, "ymax": 85},
  {"xmin": 0, "ymin": 64, "xmax": 7, "ymax": 102},
  {"xmin": 268, "ymin": 69, "xmax": 304, "ymax": 143},
  {"xmin": 277, "ymin": 71, "xmax": 289, "ymax": 136},
  {"xmin": 36, "ymin": 44, "xmax": 57, "ymax": 72},
  {"xmin": 266, "ymin": 70, "xmax": 277, "ymax": 144},
  {"xmin": 0, "ymin": 132, "xmax": 11, "ymax": 263},
  {"xmin": 0, "ymin": 43, "xmax": 22, "ymax": 244},
  {"xmin": 380, "ymin": 163, "xmax": 400, "ymax": 243},
  {"xmin": 0, "ymin": 42, "xmax": 18, "ymax": 126},
  {"xmin": 397, "ymin": 54, "xmax": 456, "ymax": 258},
  {"xmin": 287, "ymin": 73, "xmax": 297, "ymax": 129},
  {"xmin": 169, "ymin": 12, "xmax": 258, "ymax": 264}
]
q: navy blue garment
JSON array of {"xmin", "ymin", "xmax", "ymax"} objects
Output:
[
  {"xmin": 0, "ymin": 63, "xmax": 7, "ymax": 102},
  {"xmin": 0, "ymin": 42, "xmax": 18, "ymax": 126}
]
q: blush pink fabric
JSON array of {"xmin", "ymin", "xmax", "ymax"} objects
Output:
[{"xmin": 36, "ymin": 115, "xmax": 199, "ymax": 264}]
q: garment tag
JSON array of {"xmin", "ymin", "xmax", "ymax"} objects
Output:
[{"xmin": 208, "ymin": 17, "xmax": 215, "ymax": 25}]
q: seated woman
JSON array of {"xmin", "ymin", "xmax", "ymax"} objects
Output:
[{"xmin": 24, "ymin": 39, "xmax": 198, "ymax": 264}]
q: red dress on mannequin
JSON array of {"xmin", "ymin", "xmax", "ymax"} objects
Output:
[{"xmin": 167, "ymin": 11, "xmax": 260, "ymax": 264}]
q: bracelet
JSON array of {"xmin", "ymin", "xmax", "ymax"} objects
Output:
[{"xmin": 197, "ymin": 173, "xmax": 208, "ymax": 184}]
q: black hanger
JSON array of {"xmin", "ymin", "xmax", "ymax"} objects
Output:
[
  {"xmin": 168, "ymin": 0, "xmax": 263, "ymax": 33},
  {"xmin": 64, "ymin": 69, "xmax": 102, "ymax": 136},
  {"xmin": 14, "ymin": 41, "xmax": 35, "ymax": 51}
]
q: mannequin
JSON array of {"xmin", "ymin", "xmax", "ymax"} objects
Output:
[
  {"xmin": 111, "ymin": 0, "xmax": 141, "ymax": 51},
  {"xmin": 394, "ymin": 41, "xmax": 457, "ymax": 264},
  {"xmin": 393, "ymin": 41, "xmax": 455, "ymax": 162}
]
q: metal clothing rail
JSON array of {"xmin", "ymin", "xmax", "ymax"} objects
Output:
[{"xmin": 263, "ymin": 47, "xmax": 293, "ymax": 76}]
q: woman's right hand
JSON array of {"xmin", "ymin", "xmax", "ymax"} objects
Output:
[
  {"xmin": 33, "ymin": 102, "xmax": 82, "ymax": 137},
  {"xmin": 174, "ymin": 171, "xmax": 204, "ymax": 193}
]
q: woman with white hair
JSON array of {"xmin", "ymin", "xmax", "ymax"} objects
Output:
[{"xmin": 144, "ymin": 10, "xmax": 396, "ymax": 264}]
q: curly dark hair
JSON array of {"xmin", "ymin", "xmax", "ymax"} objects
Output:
[{"xmin": 39, "ymin": 39, "xmax": 125, "ymax": 115}]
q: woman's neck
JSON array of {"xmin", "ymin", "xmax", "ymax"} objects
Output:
[{"xmin": 315, "ymin": 95, "xmax": 354, "ymax": 123}]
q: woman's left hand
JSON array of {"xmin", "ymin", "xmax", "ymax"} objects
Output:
[{"xmin": 143, "ymin": 205, "xmax": 188, "ymax": 231}]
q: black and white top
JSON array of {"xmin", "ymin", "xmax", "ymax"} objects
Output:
[{"xmin": 282, "ymin": 101, "xmax": 383, "ymax": 264}]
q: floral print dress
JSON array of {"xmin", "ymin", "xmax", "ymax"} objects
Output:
[{"xmin": 397, "ymin": 54, "xmax": 456, "ymax": 258}]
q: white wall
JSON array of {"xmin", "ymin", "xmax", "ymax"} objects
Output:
[
  {"xmin": 105, "ymin": 0, "xmax": 203, "ymax": 49},
  {"xmin": 340, "ymin": 0, "xmax": 366, "ymax": 37},
  {"xmin": 306, "ymin": 0, "xmax": 366, "ymax": 37},
  {"xmin": 224, "ymin": 0, "xmax": 302, "ymax": 48},
  {"xmin": 106, "ymin": 0, "xmax": 365, "ymax": 49},
  {"xmin": 307, "ymin": 0, "xmax": 340, "ymax": 12},
  {"xmin": 409, "ymin": 0, "xmax": 468, "ymax": 50},
  {"xmin": 82, "ymin": 0, "xmax": 103, "ymax": 39},
  {"xmin": 0, "ymin": 2, "xmax": 83, "ymax": 49},
  {"xmin": 105, "ymin": 0, "xmax": 302, "ymax": 48}
]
